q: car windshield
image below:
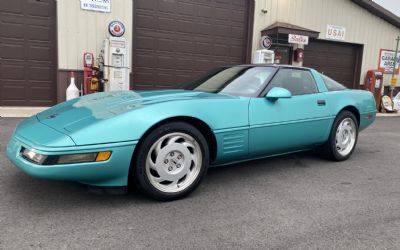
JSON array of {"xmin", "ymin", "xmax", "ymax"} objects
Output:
[{"xmin": 182, "ymin": 66, "xmax": 276, "ymax": 97}]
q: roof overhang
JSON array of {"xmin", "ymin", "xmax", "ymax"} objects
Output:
[
  {"xmin": 351, "ymin": 0, "xmax": 400, "ymax": 29},
  {"xmin": 261, "ymin": 22, "xmax": 320, "ymax": 38}
]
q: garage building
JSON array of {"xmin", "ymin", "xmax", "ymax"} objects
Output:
[{"xmin": 1, "ymin": 0, "xmax": 400, "ymax": 107}]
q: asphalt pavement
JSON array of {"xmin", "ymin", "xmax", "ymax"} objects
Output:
[{"xmin": 0, "ymin": 117, "xmax": 399, "ymax": 250}]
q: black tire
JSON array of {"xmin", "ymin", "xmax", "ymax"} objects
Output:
[
  {"xmin": 130, "ymin": 122, "xmax": 209, "ymax": 201},
  {"xmin": 317, "ymin": 110, "xmax": 359, "ymax": 161}
]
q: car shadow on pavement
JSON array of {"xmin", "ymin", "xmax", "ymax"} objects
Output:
[
  {"xmin": 4, "ymin": 150, "xmax": 334, "ymax": 208},
  {"xmin": 203, "ymin": 150, "xmax": 331, "ymax": 187}
]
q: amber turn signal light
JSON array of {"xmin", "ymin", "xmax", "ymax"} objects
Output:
[{"xmin": 96, "ymin": 151, "xmax": 112, "ymax": 162}]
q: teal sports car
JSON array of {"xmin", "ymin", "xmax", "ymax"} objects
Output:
[{"xmin": 6, "ymin": 65, "xmax": 376, "ymax": 200}]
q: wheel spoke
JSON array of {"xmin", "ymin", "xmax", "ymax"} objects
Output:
[
  {"xmin": 182, "ymin": 141, "xmax": 195, "ymax": 150},
  {"xmin": 337, "ymin": 125, "xmax": 343, "ymax": 135},
  {"xmin": 151, "ymin": 176, "xmax": 164, "ymax": 183},
  {"xmin": 167, "ymin": 180, "xmax": 179, "ymax": 188},
  {"xmin": 155, "ymin": 141, "xmax": 163, "ymax": 156},
  {"xmin": 167, "ymin": 135, "xmax": 182, "ymax": 145},
  {"xmin": 148, "ymin": 159, "xmax": 157, "ymax": 170},
  {"xmin": 191, "ymin": 153, "xmax": 197, "ymax": 165},
  {"xmin": 336, "ymin": 134, "xmax": 343, "ymax": 147}
]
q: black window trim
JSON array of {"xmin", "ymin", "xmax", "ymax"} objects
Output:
[
  {"xmin": 250, "ymin": 66, "xmax": 279, "ymax": 97},
  {"xmin": 258, "ymin": 66, "xmax": 320, "ymax": 97}
]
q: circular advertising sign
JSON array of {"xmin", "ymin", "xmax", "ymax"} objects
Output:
[
  {"xmin": 260, "ymin": 35, "xmax": 272, "ymax": 49},
  {"xmin": 108, "ymin": 21, "xmax": 125, "ymax": 37}
]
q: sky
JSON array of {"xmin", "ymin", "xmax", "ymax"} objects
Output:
[{"xmin": 373, "ymin": 0, "xmax": 400, "ymax": 17}]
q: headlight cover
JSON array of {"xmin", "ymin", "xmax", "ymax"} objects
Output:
[
  {"xmin": 21, "ymin": 148, "xmax": 47, "ymax": 164},
  {"xmin": 20, "ymin": 148, "xmax": 111, "ymax": 165}
]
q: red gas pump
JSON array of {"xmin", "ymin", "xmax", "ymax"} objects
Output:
[
  {"xmin": 294, "ymin": 48, "xmax": 304, "ymax": 62},
  {"xmin": 83, "ymin": 52, "xmax": 94, "ymax": 95},
  {"xmin": 364, "ymin": 69, "xmax": 384, "ymax": 110}
]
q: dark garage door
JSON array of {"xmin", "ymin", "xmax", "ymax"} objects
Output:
[
  {"xmin": 133, "ymin": 0, "xmax": 250, "ymax": 89},
  {"xmin": 0, "ymin": 0, "xmax": 56, "ymax": 106},
  {"xmin": 303, "ymin": 39, "xmax": 363, "ymax": 89}
]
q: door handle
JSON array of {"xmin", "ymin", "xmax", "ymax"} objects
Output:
[{"xmin": 317, "ymin": 100, "xmax": 326, "ymax": 106}]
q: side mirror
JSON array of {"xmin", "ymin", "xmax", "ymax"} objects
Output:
[{"xmin": 265, "ymin": 87, "xmax": 292, "ymax": 100}]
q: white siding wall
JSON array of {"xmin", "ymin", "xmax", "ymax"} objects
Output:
[
  {"xmin": 253, "ymin": 0, "xmax": 400, "ymax": 86},
  {"xmin": 56, "ymin": 0, "xmax": 400, "ymax": 86},
  {"xmin": 56, "ymin": 0, "xmax": 132, "ymax": 71}
]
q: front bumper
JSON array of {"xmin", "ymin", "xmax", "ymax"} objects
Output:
[{"xmin": 6, "ymin": 134, "xmax": 137, "ymax": 187}]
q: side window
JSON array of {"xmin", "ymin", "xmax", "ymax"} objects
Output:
[
  {"xmin": 265, "ymin": 68, "xmax": 318, "ymax": 96},
  {"xmin": 321, "ymin": 74, "xmax": 347, "ymax": 91}
]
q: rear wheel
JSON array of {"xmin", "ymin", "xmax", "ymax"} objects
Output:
[
  {"xmin": 131, "ymin": 122, "xmax": 209, "ymax": 201},
  {"xmin": 318, "ymin": 111, "xmax": 358, "ymax": 161}
]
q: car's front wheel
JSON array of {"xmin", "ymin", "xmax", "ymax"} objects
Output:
[
  {"xmin": 318, "ymin": 110, "xmax": 358, "ymax": 161},
  {"xmin": 131, "ymin": 122, "xmax": 209, "ymax": 201}
]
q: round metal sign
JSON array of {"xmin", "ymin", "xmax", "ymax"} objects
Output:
[
  {"xmin": 260, "ymin": 35, "xmax": 272, "ymax": 49},
  {"xmin": 108, "ymin": 21, "xmax": 125, "ymax": 37},
  {"xmin": 381, "ymin": 95, "xmax": 394, "ymax": 112}
]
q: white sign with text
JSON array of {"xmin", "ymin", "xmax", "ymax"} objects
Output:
[
  {"xmin": 80, "ymin": 0, "xmax": 111, "ymax": 13},
  {"xmin": 288, "ymin": 34, "xmax": 309, "ymax": 45},
  {"xmin": 378, "ymin": 49, "xmax": 400, "ymax": 74},
  {"xmin": 326, "ymin": 25, "xmax": 346, "ymax": 41}
]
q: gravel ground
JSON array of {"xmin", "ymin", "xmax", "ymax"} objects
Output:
[{"xmin": 0, "ymin": 117, "xmax": 399, "ymax": 250}]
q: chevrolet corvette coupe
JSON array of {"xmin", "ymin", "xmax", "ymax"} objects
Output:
[{"xmin": 6, "ymin": 65, "xmax": 376, "ymax": 200}]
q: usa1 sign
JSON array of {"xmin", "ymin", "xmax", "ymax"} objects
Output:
[
  {"xmin": 378, "ymin": 49, "xmax": 400, "ymax": 74},
  {"xmin": 326, "ymin": 25, "xmax": 345, "ymax": 41}
]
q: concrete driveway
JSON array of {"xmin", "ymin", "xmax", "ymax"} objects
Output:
[{"xmin": 0, "ymin": 117, "xmax": 399, "ymax": 249}]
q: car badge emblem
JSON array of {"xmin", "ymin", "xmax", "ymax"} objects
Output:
[{"xmin": 47, "ymin": 114, "xmax": 58, "ymax": 119}]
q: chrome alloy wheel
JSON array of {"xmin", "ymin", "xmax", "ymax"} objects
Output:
[
  {"xmin": 335, "ymin": 118, "xmax": 356, "ymax": 157},
  {"xmin": 145, "ymin": 132, "xmax": 202, "ymax": 193}
]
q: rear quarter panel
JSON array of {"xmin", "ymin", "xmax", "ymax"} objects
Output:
[{"xmin": 324, "ymin": 90, "xmax": 376, "ymax": 131}]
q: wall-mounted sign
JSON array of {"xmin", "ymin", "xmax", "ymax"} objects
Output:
[
  {"xmin": 288, "ymin": 34, "xmax": 308, "ymax": 45},
  {"xmin": 108, "ymin": 21, "xmax": 125, "ymax": 37},
  {"xmin": 80, "ymin": 0, "xmax": 111, "ymax": 13},
  {"xmin": 260, "ymin": 35, "xmax": 272, "ymax": 49},
  {"xmin": 326, "ymin": 25, "xmax": 345, "ymax": 41},
  {"xmin": 378, "ymin": 49, "xmax": 400, "ymax": 74}
]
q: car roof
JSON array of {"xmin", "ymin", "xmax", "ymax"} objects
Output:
[{"xmin": 234, "ymin": 64, "xmax": 313, "ymax": 71}]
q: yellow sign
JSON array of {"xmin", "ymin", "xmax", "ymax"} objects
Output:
[{"xmin": 391, "ymin": 77, "xmax": 397, "ymax": 86}]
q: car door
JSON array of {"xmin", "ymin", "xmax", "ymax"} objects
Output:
[{"xmin": 248, "ymin": 68, "xmax": 331, "ymax": 157}]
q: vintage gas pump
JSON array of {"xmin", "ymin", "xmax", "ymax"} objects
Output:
[
  {"xmin": 82, "ymin": 52, "xmax": 103, "ymax": 95},
  {"xmin": 83, "ymin": 52, "xmax": 94, "ymax": 95},
  {"xmin": 294, "ymin": 48, "xmax": 304, "ymax": 62},
  {"xmin": 102, "ymin": 21, "xmax": 130, "ymax": 91},
  {"xmin": 364, "ymin": 70, "xmax": 384, "ymax": 110},
  {"xmin": 103, "ymin": 37, "xmax": 130, "ymax": 91}
]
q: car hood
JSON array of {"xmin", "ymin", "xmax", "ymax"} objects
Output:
[{"xmin": 37, "ymin": 90, "xmax": 233, "ymax": 135}]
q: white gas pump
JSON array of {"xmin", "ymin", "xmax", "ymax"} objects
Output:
[
  {"xmin": 103, "ymin": 36, "xmax": 130, "ymax": 91},
  {"xmin": 252, "ymin": 49, "xmax": 275, "ymax": 64}
]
